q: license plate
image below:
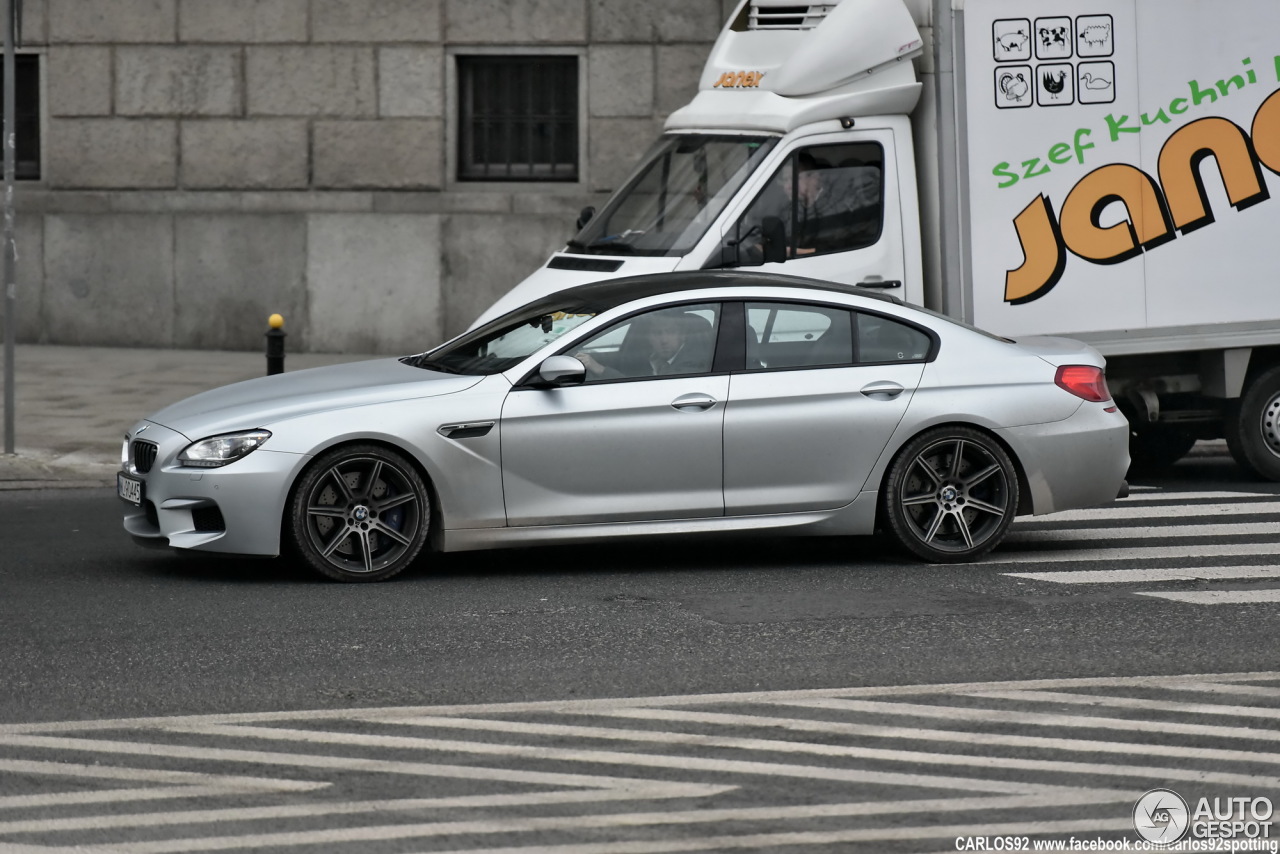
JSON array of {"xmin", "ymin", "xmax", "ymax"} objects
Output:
[{"xmin": 117, "ymin": 472, "xmax": 144, "ymax": 505}]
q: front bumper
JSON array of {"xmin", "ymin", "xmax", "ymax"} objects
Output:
[{"xmin": 120, "ymin": 421, "xmax": 309, "ymax": 556}]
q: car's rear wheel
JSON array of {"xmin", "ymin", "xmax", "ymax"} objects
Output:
[
  {"xmin": 881, "ymin": 427, "xmax": 1019, "ymax": 562},
  {"xmin": 289, "ymin": 444, "xmax": 430, "ymax": 582}
]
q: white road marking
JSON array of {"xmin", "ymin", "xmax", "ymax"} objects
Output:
[
  {"xmin": 3, "ymin": 672, "xmax": 1280, "ymax": 851},
  {"xmin": 0, "ymin": 734, "xmax": 705, "ymax": 791},
  {"xmin": 767, "ymin": 697, "xmax": 1280, "ymax": 744},
  {"xmin": 0, "ymin": 787, "xmax": 739, "ymax": 835},
  {"xmin": 1106, "ymin": 490, "xmax": 1278, "ymax": 503},
  {"xmin": 0, "ymin": 805, "xmax": 1139, "ymax": 854},
  {"xmin": 168, "ymin": 717, "xmax": 1251, "ymax": 790},
  {"xmin": 1154, "ymin": 681, "xmax": 1280, "ymax": 699},
  {"xmin": 983, "ymin": 542, "xmax": 1280, "ymax": 563},
  {"xmin": 1004, "ymin": 565, "xmax": 1280, "ymax": 584},
  {"xmin": 1136, "ymin": 589, "xmax": 1280, "ymax": 604},
  {"xmin": 593, "ymin": 707, "xmax": 1280, "ymax": 765},
  {"xmin": 964, "ymin": 689, "xmax": 1280, "ymax": 720},
  {"xmin": 162, "ymin": 723, "xmax": 1044, "ymax": 795},
  {"xmin": 1037, "ymin": 498, "xmax": 1280, "ymax": 521},
  {"xmin": 3, "ymin": 671, "xmax": 1274, "ymax": 727},
  {"xmin": 1007, "ymin": 521, "xmax": 1280, "ymax": 540}
]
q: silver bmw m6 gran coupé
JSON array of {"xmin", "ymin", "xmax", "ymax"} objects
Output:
[{"xmin": 119, "ymin": 271, "xmax": 1129, "ymax": 581}]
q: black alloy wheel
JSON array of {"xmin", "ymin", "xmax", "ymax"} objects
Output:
[
  {"xmin": 882, "ymin": 426, "xmax": 1019, "ymax": 562},
  {"xmin": 290, "ymin": 444, "xmax": 430, "ymax": 582}
]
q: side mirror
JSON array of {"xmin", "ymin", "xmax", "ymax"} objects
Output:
[
  {"xmin": 576, "ymin": 206, "xmax": 596, "ymax": 230},
  {"xmin": 537, "ymin": 355, "xmax": 586, "ymax": 387},
  {"xmin": 761, "ymin": 215, "xmax": 787, "ymax": 264}
]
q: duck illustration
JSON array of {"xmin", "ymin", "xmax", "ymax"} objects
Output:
[{"xmin": 1080, "ymin": 72, "xmax": 1112, "ymax": 90}]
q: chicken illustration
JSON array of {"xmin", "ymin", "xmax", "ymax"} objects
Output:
[
  {"xmin": 999, "ymin": 71, "xmax": 1029, "ymax": 102},
  {"xmin": 1080, "ymin": 72, "xmax": 1112, "ymax": 90},
  {"xmin": 1042, "ymin": 69, "xmax": 1067, "ymax": 99}
]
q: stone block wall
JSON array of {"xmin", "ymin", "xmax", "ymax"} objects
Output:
[{"xmin": 2, "ymin": 0, "xmax": 738, "ymax": 352}]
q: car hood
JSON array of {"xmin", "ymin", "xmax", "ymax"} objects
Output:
[{"xmin": 146, "ymin": 358, "xmax": 483, "ymax": 439}]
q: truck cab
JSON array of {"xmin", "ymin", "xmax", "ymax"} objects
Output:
[{"xmin": 475, "ymin": 0, "xmax": 927, "ymax": 324}]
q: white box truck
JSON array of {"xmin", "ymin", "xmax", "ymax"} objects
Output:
[{"xmin": 477, "ymin": 0, "xmax": 1280, "ymax": 479}]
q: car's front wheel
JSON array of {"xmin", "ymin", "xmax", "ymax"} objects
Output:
[
  {"xmin": 289, "ymin": 444, "xmax": 431, "ymax": 582},
  {"xmin": 881, "ymin": 427, "xmax": 1019, "ymax": 562}
]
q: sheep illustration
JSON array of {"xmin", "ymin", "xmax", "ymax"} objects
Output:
[{"xmin": 1078, "ymin": 23, "xmax": 1112, "ymax": 48}]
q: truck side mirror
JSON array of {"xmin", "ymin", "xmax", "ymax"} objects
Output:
[
  {"xmin": 761, "ymin": 216, "xmax": 787, "ymax": 264},
  {"xmin": 576, "ymin": 206, "xmax": 595, "ymax": 230}
]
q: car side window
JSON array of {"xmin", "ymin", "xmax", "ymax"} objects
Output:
[
  {"xmin": 856, "ymin": 312, "xmax": 932, "ymax": 363},
  {"xmin": 745, "ymin": 303, "xmax": 853, "ymax": 370},
  {"xmin": 571, "ymin": 303, "xmax": 721, "ymax": 383}
]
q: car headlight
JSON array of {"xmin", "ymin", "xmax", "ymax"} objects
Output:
[{"xmin": 177, "ymin": 430, "xmax": 272, "ymax": 468}]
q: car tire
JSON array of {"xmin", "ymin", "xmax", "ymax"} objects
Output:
[
  {"xmin": 289, "ymin": 444, "xmax": 431, "ymax": 582},
  {"xmin": 881, "ymin": 426, "xmax": 1019, "ymax": 563},
  {"xmin": 1225, "ymin": 366, "xmax": 1280, "ymax": 481}
]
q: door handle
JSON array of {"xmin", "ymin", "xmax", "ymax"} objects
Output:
[
  {"xmin": 671, "ymin": 394, "xmax": 718, "ymax": 412},
  {"xmin": 860, "ymin": 381, "xmax": 905, "ymax": 399},
  {"xmin": 857, "ymin": 279, "xmax": 902, "ymax": 289}
]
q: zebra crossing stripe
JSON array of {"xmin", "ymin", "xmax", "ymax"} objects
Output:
[
  {"xmin": 1008, "ymin": 521, "xmax": 1280, "ymax": 540},
  {"xmin": 1040, "ymin": 498, "xmax": 1280, "ymax": 522},
  {"xmin": 983, "ymin": 542, "xmax": 1280, "ymax": 563},
  {"xmin": 1003, "ymin": 565, "xmax": 1280, "ymax": 584},
  {"xmin": 1136, "ymin": 589, "xmax": 1280, "ymax": 604}
]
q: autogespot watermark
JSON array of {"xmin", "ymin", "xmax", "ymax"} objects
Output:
[
  {"xmin": 953, "ymin": 789, "xmax": 1276, "ymax": 851},
  {"xmin": 1134, "ymin": 788, "xmax": 1275, "ymax": 849}
]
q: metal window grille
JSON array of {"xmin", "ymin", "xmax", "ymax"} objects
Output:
[
  {"xmin": 0, "ymin": 54, "xmax": 39, "ymax": 180},
  {"xmin": 457, "ymin": 55, "xmax": 578, "ymax": 182}
]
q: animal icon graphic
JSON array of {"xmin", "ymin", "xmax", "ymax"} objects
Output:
[
  {"xmin": 1078, "ymin": 23, "xmax": 1112, "ymax": 48},
  {"xmin": 1038, "ymin": 25, "xmax": 1068, "ymax": 49},
  {"xmin": 1042, "ymin": 69, "xmax": 1067, "ymax": 98},
  {"xmin": 999, "ymin": 71, "xmax": 1029, "ymax": 102},
  {"xmin": 996, "ymin": 29, "xmax": 1029, "ymax": 54},
  {"xmin": 1080, "ymin": 71, "xmax": 1112, "ymax": 90}
]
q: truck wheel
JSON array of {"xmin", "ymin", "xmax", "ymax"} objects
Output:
[
  {"xmin": 1126, "ymin": 425, "xmax": 1197, "ymax": 476},
  {"xmin": 880, "ymin": 426, "xmax": 1019, "ymax": 563},
  {"xmin": 1226, "ymin": 366, "xmax": 1280, "ymax": 481}
]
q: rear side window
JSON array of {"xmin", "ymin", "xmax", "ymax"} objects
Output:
[
  {"xmin": 745, "ymin": 303, "xmax": 853, "ymax": 370},
  {"xmin": 856, "ymin": 313, "xmax": 932, "ymax": 363}
]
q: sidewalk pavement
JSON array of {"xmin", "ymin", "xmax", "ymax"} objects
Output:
[{"xmin": 0, "ymin": 344, "xmax": 375, "ymax": 490}]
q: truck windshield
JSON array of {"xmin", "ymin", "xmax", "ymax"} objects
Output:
[{"xmin": 568, "ymin": 134, "xmax": 777, "ymax": 257}]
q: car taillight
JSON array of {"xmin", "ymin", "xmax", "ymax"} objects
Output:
[{"xmin": 1055, "ymin": 365, "xmax": 1111, "ymax": 402}]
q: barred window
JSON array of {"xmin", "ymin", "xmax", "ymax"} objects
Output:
[
  {"xmin": 457, "ymin": 55, "xmax": 578, "ymax": 182},
  {"xmin": 0, "ymin": 54, "xmax": 40, "ymax": 180}
]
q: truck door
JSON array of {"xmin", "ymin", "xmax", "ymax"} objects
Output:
[{"xmin": 710, "ymin": 130, "xmax": 906, "ymax": 293}]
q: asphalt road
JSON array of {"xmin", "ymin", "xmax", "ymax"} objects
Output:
[{"xmin": 2, "ymin": 454, "xmax": 1278, "ymax": 851}]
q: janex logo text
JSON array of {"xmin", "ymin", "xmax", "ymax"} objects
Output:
[{"xmin": 1001, "ymin": 56, "xmax": 1280, "ymax": 304}]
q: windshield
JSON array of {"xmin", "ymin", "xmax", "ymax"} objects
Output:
[
  {"xmin": 569, "ymin": 134, "xmax": 778, "ymax": 257},
  {"xmin": 411, "ymin": 308, "xmax": 599, "ymax": 375}
]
